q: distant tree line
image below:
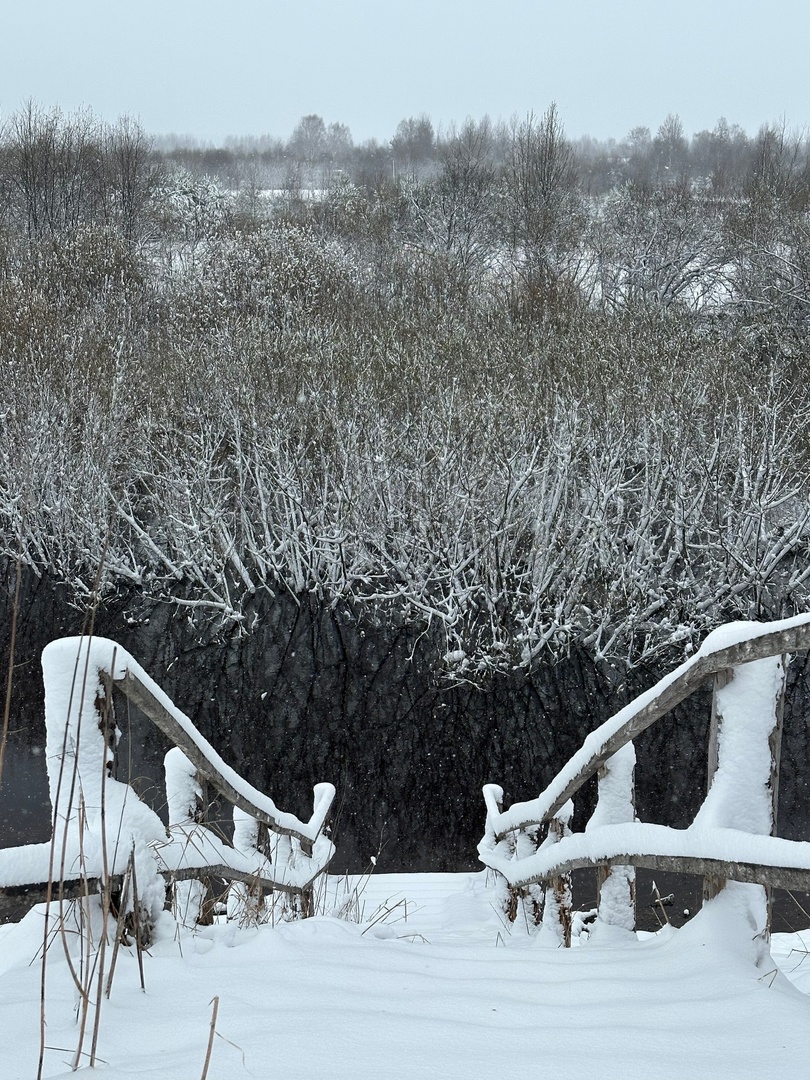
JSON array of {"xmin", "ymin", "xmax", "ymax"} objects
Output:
[
  {"xmin": 153, "ymin": 107, "xmax": 809, "ymax": 200},
  {"xmin": 0, "ymin": 101, "xmax": 809, "ymax": 679}
]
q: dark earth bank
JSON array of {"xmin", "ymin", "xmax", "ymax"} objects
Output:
[{"xmin": 2, "ymin": 562, "xmax": 809, "ymax": 931}]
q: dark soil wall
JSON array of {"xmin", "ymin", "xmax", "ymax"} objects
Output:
[{"xmin": 2, "ymin": 562, "xmax": 809, "ymax": 871}]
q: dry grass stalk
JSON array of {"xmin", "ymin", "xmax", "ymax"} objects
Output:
[
  {"xmin": 0, "ymin": 550, "xmax": 22, "ymax": 790},
  {"xmin": 200, "ymin": 996, "xmax": 220, "ymax": 1080}
]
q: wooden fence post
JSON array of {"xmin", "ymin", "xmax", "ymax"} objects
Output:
[
  {"xmin": 481, "ymin": 785, "xmax": 546, "ymax": 930},
  {"xmin": 229, "ymin": 808, "xmax": 270, "ymax": 925},
  {"xmin": 542, "ymin": 803, "xmax": 574, "ymax": 947},
  {"xmin": 300, "ymin": 839, "xmax": 315, "ymax": 918},
  {"xmin": 164, "ymin": 747, "xmax": 208, "ymax": 927},
  {"xmin": 700, "ymin": 655, "xmax": 787, "ymax": 934},
  {"xmin": 766, "ymin": 655, "xmax": 787, "ymax": 934},
  {"xmin": 588, "ymin": 742, "xmax": 636, "ymax": 935},
  {"xmin": 702, "ymin": 667, "xmax": 733, "ymax": 904}
]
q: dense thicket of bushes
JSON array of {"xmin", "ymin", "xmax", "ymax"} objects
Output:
[{"xmin": 1, "ymin": 104, "xmax": 809, "ymax": 681}]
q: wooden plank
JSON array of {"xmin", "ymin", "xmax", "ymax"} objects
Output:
[
  {"xmin": 0, "ymin": 876, "xmax": 125, "ymax": 922},
  {"xmin": 702, "ymin": 668, "xmax": 733, "ymax": 903},
  {"xmin": 769, "ymin": 655, "xmax": 787, "ymax": 836},
  {"xmin": 505, "ymin": 851, "xmax": 810, "ymax": 894},
  {"xmin": 765, "ymin": 655, "xmax": 788, "ymax": 931},
  {"xmin": 162, "ymin": 863, "xmax": 321, "ymax": 895},
  {"xmin": 1, "ymin": 858, "xmax": 321, "ymax": 923},
  {"xmin": 0, "ymin": 876, "xmax": 125, "ymax": 904},
  {"xmin": 497, "ymin": 620, "xmax": 810, "ymax": 837}
]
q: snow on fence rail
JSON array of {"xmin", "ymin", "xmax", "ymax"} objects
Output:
[
  {"xmin": 479, "ymin": 614, "xmax": 810, "ymax": 944},
  {"xmin": 0, "ymin": 636, "xmax": 336, "ymax": 933}
]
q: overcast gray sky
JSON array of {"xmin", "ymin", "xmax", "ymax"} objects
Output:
[{"xmin": 1, "ymin": 1, "xmax": 808, "ymax": 145}]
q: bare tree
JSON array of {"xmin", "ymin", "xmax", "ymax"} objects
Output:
[
  {"xmin": 398, "ymin": 117, "xmax": 497, "ymax": 280},
  {"xmin": 288, "ymin": 114, "xmax": 327, "ymax": 167},
  {"xmin": 653, "ymin": 113, "xmax": 688, "ymax": 181},
  {"xmin": 592, "ymin": 182, "xmax": 728, "ymax": 312},
  {"xmin": 724, "ymin": 122, "xmax": 810, "ymax": 334},
  {"xmin": 0, "ymin": 103, "xmax": 161, "ymax": 244},
  {"xmin": 500, "ymin": 103, "xmax": 585, "ymax": 313},
  {"xmin": 392, "ymin": 115, "xmax": 435, "ymax": 176},
  {"xmin": 105, "ymin": 116, "xmax": 163, "ymax": 244}
]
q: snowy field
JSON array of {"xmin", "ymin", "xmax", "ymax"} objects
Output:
[{"xmin": 2, "ymin": 872, "xmax": 810, "ymax": 1080}]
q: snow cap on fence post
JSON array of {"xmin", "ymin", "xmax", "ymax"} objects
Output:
[
  {"xmin": 228, "ymin": 806, "xmax": 267, "ymax": 925},
  {"xmin": 695, "ymin": 653, "xmax": 786, "ymax": 942},
  {"xmin": 165, "ymin": 746, "xmax": 205, "ymax": 827},
  {"xmin": 164, "ymin": 747, "xmax": 209, "ymax": 927},
  {"xmin": 587, "ymin": 742, "xmax": 636, "ymax": 937},
  {"xmin": 42, "ymin": 636, "xmax": 122, "ymax": 827},
  {"xmin": 41, "ymin": 636, "xmax": 167, "ymax": 934}
]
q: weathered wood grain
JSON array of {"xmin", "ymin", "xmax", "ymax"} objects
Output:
[{"xmin": 506, "ymin": 851, "xmax": 810, "ymax": 894}]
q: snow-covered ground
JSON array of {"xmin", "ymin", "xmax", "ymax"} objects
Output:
[{"xmin": 2, "ymin": 872, "xmax": 809, "ymax": 1080}]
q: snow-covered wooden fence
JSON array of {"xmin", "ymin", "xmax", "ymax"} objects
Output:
[
  {"xmin": 0, "ymin": 636, "xmax": 335, "ymax": 933},
  {"xmin": 480, "ymin": 615, "xmax": 810, "ymax": 943}
]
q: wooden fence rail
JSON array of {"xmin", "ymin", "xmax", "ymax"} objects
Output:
[
  {"xmin": 0, "ymin": 636, "xmax": 336, "ymax": 931},
  {"xmin": 479, "ymin": 614, "xmax": 810, "ymax": 941}
]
